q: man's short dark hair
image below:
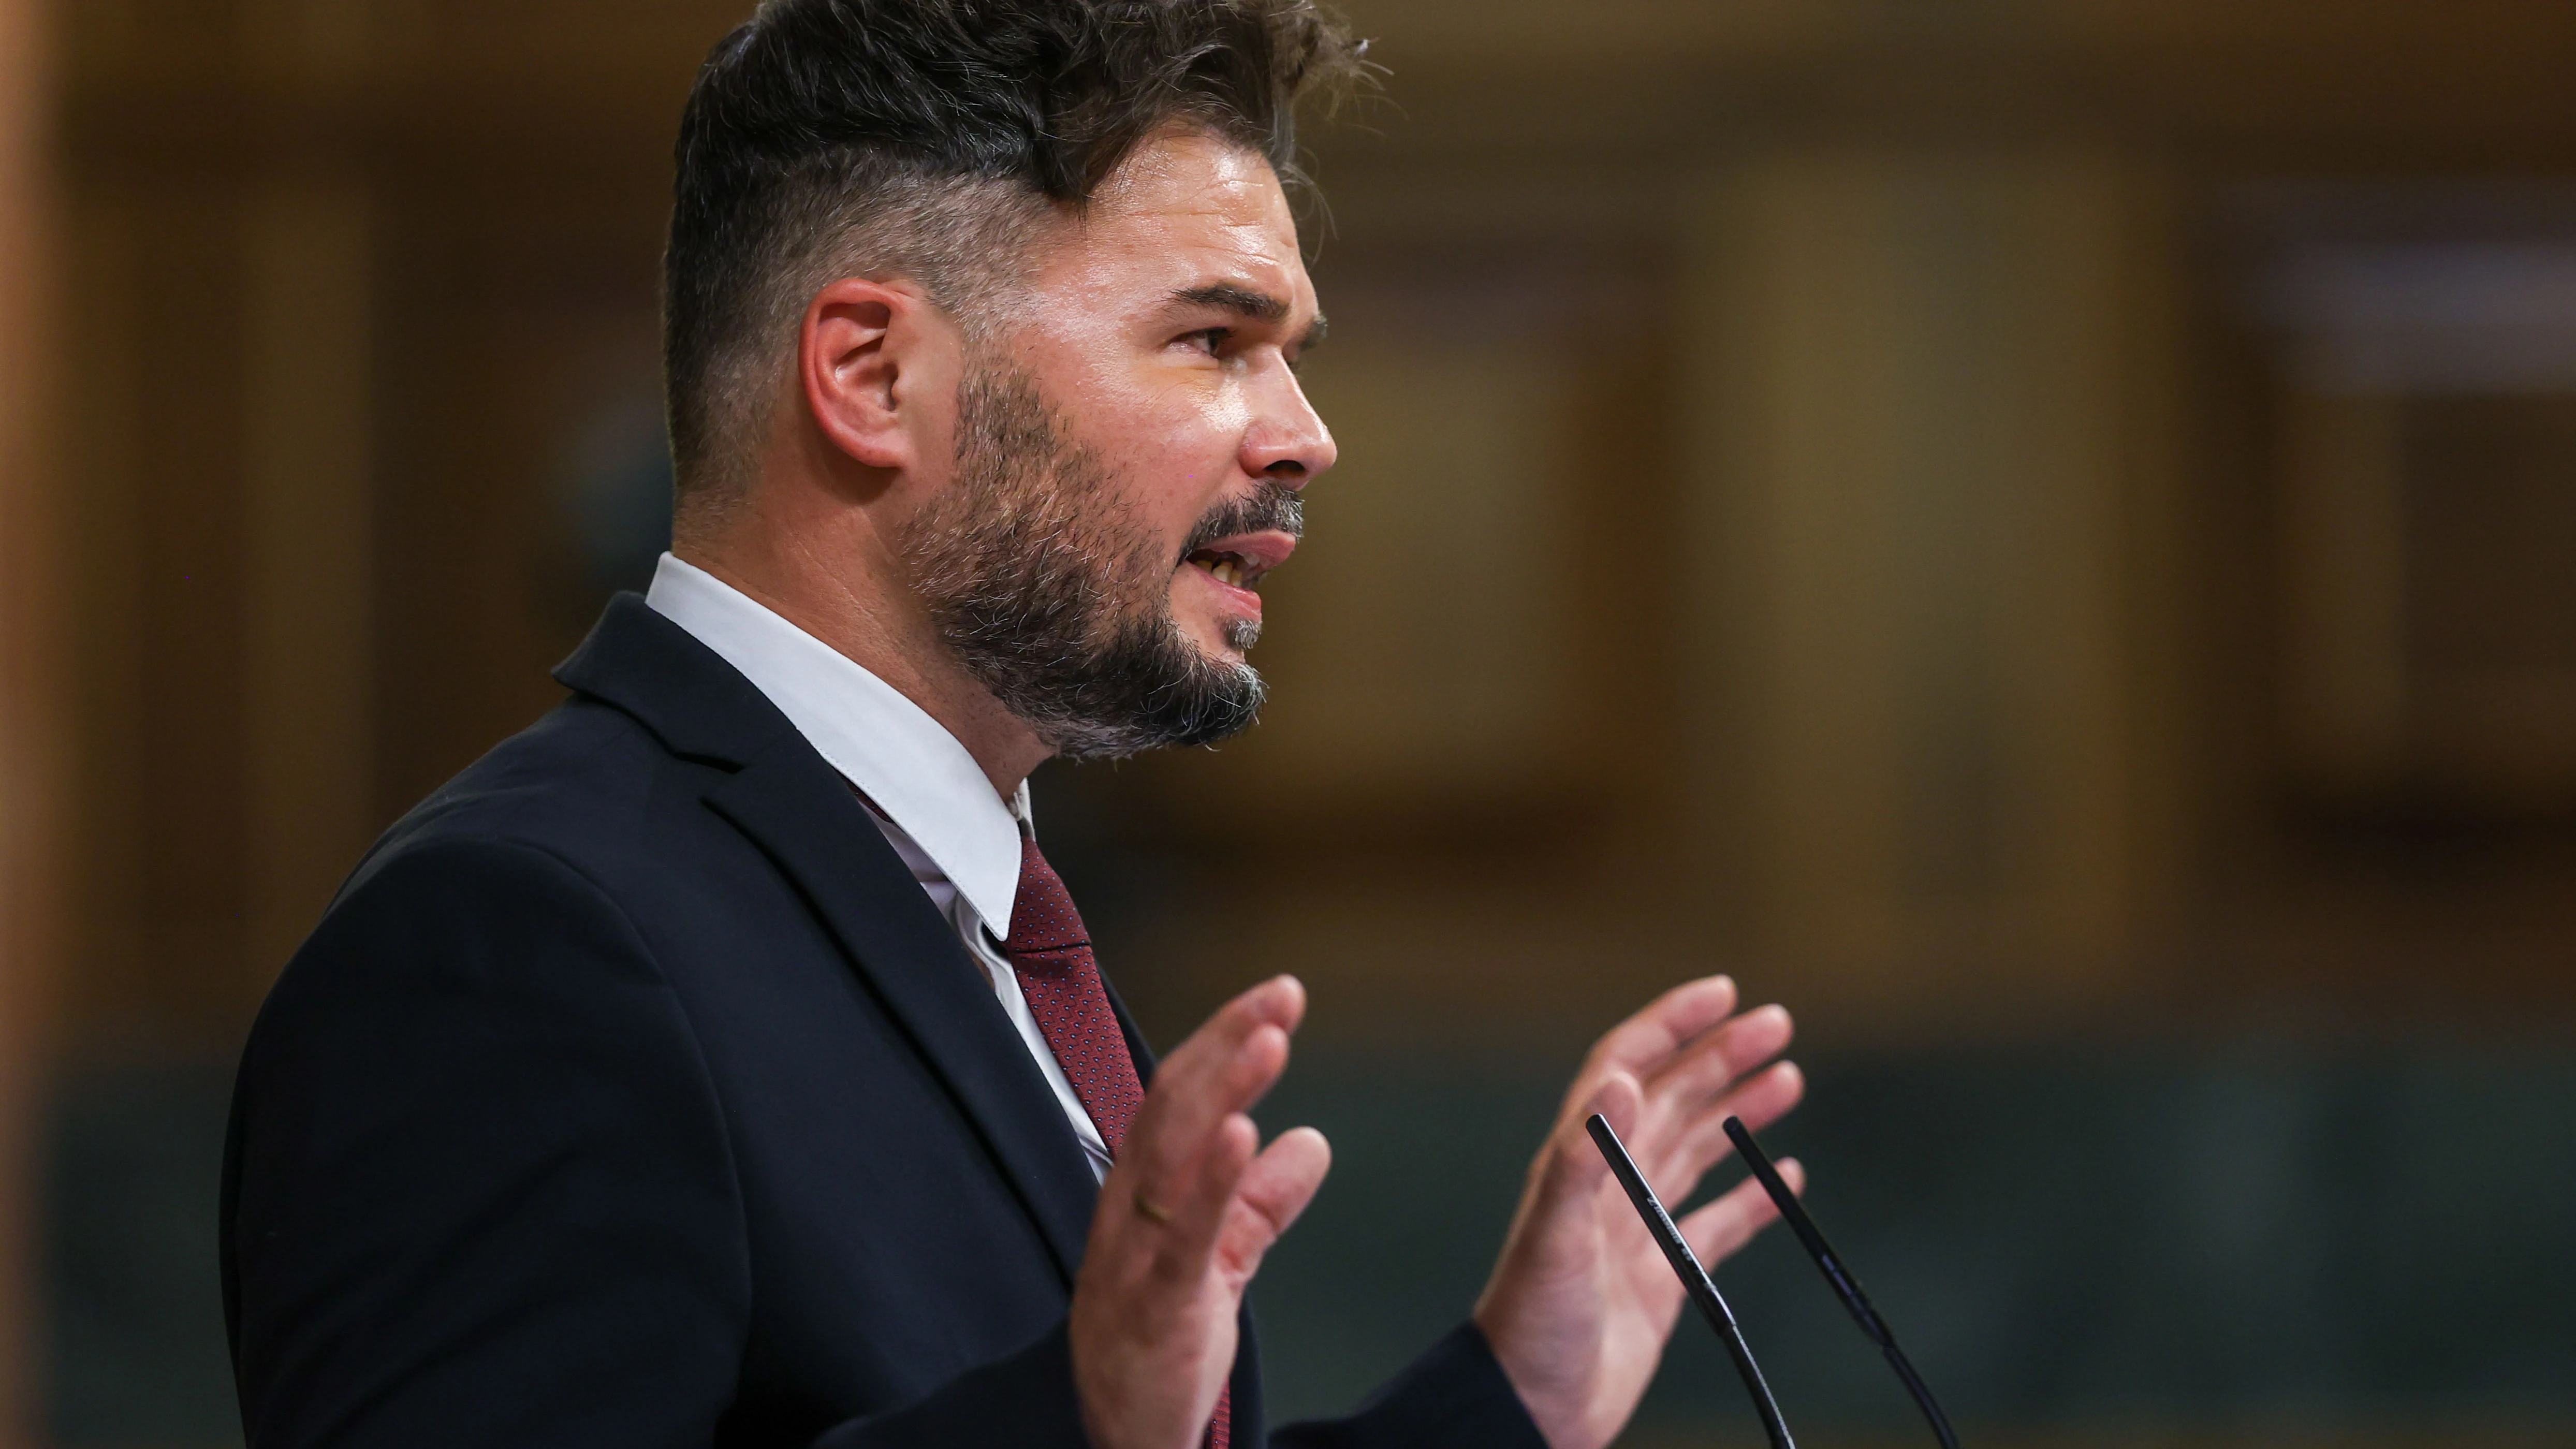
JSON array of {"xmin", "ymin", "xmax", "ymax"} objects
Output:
[{"xmin": 663, "ymin": 0, "xmax": 1365, "ymax": 521}]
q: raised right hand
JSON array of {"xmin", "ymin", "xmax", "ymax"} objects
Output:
[{"xmin": 1070, "ymin": 975, "xmax": 1332, "ymax": 1449}]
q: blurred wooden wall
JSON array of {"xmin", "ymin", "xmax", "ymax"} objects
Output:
[
  {"xmin": 33, "ymin": 0, "xmax": 2576, "ymax": 1068},
  {"xmin": 52, "ymin": 0, "xmax": 745, "ymax": 1054},
  {"xmin": 0, "ymin": 0, "xmax": 53, "ymax": 1437},
  {"xmin": 1680, "ymin": 152, "xmax": 2188, "ymax": 1025},
  {"xmin": 1111, "ymin": 0, "xmax": 2576, "ymax": 1047}
]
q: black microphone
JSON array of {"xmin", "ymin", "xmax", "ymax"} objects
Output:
[
  {"xmin": 1586, "ymin": 1113, "xmax": 1796, "ymax": 1449},
  {"xmin": 1723, "ymin": 1115, "xmax": 1961, "ymax": 1449}
]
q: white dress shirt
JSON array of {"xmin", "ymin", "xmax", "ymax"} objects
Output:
[{"xmin": 645, "ymin": 552, "xmax": 1113, "ymax": 1179}]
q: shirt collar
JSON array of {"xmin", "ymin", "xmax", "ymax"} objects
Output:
[{"xmin": 643, "ymin": 553, "xmax": 1027, "ymax": 936}]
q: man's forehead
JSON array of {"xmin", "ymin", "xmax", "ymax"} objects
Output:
[
  {"xmin": 1092, "ymin": 128, "xmax": 1287, "ymax": 218},
  {"xmin": 1049, "ymin": 131, "xmax": 1314, "ymax": 312}
]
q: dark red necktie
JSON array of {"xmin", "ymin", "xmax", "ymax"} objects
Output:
[{"xmin": 1003, "ymin": 833, "xmax": 1230, "ymax": 1449}]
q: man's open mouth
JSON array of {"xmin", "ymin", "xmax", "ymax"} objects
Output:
[{"xmin": 1184, "ymin": 548, "xmax": 1267, "ymax": 589}]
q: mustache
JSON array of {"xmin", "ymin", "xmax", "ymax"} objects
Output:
[{"xmin": 1179, "ymin": 480, "xmax": 1304, "ymax": 559}]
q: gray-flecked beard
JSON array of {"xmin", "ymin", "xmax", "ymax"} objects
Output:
[{"xmin": 898, "ymin": 360, "xmax": 1301, "ymax": 760}]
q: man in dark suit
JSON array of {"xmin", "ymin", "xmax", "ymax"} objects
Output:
[{"xmin": 222, "ymin": 3, "xmax": 1808, "ymax": 1446}]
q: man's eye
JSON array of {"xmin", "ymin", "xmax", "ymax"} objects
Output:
[{"xmin": 1182, "ymin": 327, "xmax": 1231, "ymax": 355}]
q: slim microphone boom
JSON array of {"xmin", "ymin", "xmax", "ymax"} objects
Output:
[{"xmin": 1586, "ymin": 1113, "xmax": 1796, "ymax": 1449}]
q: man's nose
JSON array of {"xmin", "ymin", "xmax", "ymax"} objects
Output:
[{"xmin": 1241, "ymin": 371, "xmax": 1336, "ymax": 489}]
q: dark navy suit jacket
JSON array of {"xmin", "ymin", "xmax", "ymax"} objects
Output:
[{"xmin": 221, "ymin": 595, "xmax": 1546, "ymax": 1448}]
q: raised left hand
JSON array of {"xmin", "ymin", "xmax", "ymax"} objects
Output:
[{"xmin": 1471, "ymin": 976, "xmax": 1806, "ymax": 1449}]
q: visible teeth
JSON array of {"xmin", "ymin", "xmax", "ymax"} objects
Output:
[{"xmin": 1191, "ymin": 552, "xmax": 1259, "ymax": 588}]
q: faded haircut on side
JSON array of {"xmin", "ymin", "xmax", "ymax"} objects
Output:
[{"xmin": 662, "ymin": 0, "xmax": 1367, "ymax": 532}]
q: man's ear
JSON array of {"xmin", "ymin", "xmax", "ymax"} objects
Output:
[{"xmin": 799, "ymin": 276, "xmax": 940, "ymax": 472}]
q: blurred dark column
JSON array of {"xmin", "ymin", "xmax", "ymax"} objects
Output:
[{"xmin": 0, "ymin": 0, "xmax": 57, "ymax": 1437}]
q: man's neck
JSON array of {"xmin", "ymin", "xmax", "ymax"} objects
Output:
[{"xmin": 672, "ymin": 526, "xmax": 1051, "ymax": 803}]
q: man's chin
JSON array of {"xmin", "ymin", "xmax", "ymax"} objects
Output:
[
  {"xmin": 1182, "ymin": 636, "xmax": 1248, "ymax": 669},
  {"xmin": 1035, "ymin": 669, "xmax": 1267, "ymax": 760},
  {"xmin": 1169, "ymin": 605, "xmax": 1262, "ymax": 661}
]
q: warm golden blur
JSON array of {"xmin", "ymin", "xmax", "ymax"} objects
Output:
[{"xmin": 4, "ymin": 1, "xmax": 2574, "ymax": 1444}]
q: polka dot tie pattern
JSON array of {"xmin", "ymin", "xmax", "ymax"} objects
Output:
[
  {"xmin": 1002, "ymin": 833, "xmax": 1230, "ymax": 1449},
  {"xmin": 1003, "ymin": 833, "xmax": 1144, "ymax": 1155}
]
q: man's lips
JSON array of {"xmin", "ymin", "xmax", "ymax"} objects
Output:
[
  {"xmin": 1181, "ymin": 529, "xmax": 1297, "ymax": 589},
  {"xmin": 1179, "ymin": 529, "xmax": 1294, "ymax": 626}
]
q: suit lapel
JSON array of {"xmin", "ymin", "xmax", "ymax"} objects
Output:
[
  {"xmin": 561, "ymin": 595, "xmax": 1266, "ymax": 1400},
  {"xmin": 559, "ymin": 597, "xmax": 1101, "ymax": 1284},
  {"xmin": 704, "ymin": 730, "xmax": 1101, "ymax": 1284}
]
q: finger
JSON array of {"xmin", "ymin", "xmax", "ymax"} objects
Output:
[
  {"xmin": 1157, "ymin": 976, "xmax": 1306, "ymax": 1087},
  {"xmin": 1126, "ymin": 981, "xmax": 1303, "ymax": 1187},
  {"xmin": 1666, "ymin": 1059, "xmax": 1804, "ymax": 1169},
  {"xmin": 1584, "ymin": 976, "xmax": 1740, "ymax": 1084},
  {"xmin": 1639, "ymin": 1004, "xmax": 1793, "ymax": 1124},
  {"xmin": 1146, "ymin": 1110, "xmax": 1262, "ymax": 1284},
  {"xmin": 1213, "ymin": 1125, "xmax": 1331, "ymax": 1277},
  {"xmin": 1154, "ymin": 976, "xmax": 1307, "ymax": 1091},
  {"xmin": 1638, "ymin": 1047, "xmax": 1803, "ymax": 1196},
  {"xmin": 1127, "ymin": 1020, "xmax": 1291, "ymax": 1217},
  {"xmin": 1675, "ymin": 1157, "xmax": 1803, "ymax": 1268}
]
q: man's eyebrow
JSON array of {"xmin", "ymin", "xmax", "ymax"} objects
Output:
[
  {"xmin": 1170, "ymin": 283, "xmax": 1327, "ymax": 347},
  {"xmin": 1174, "ymin": 282, "xmax": 1287, "ymax": 320}
]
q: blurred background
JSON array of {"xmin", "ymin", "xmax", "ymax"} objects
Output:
[{"xmin": 0, "ymin": 0, "xmax": 2573, "ymax": 1444}]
